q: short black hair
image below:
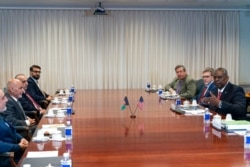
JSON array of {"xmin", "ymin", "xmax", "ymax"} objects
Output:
[
  {"xmin": 175, "ymin": 65, "xmax": 186, "ymax": 72},
  {"xmin": 30, "ymin": 65, "xmax": 41, "ymax": 72}
]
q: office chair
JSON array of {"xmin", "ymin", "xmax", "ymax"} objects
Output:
[{"xmin": 0, "ymin": 152, "xmax": 17, "ymax": 167}]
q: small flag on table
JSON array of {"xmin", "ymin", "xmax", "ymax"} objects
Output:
[
  {"xmin": 137, "ymin": 96, "xmax": 144, "ymax": 110},
  {"xmin": 121, "ymin": 96, "xmax": 129, "ymax": 110}
]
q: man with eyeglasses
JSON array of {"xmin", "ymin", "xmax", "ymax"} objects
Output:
[
  {"xmin": 27, "ymin": 65, "xmax": 53, "ymax": 109},
  {"xmin": 194, "ymin": 67, "xmax": 216, "ymax": 104},
  {"xmin": 0, "ymin": 88, "xmax": 29, "ymax": 166},
  {"xmin": 202, "ymin": 67, "xmax": 246, "ymax": 120}
]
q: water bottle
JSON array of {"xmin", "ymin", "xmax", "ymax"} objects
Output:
[
  {"xmin": 68, "ymin": 94, "xmax": 73, "ymax": 103},
  {"xmin": 204, "ymin": 108, "xmax": 210, "ymax": 124},
  {"xmin": 70, "ymin": 85, "xmax": 75, "ymax": 94},
  {"xmin": 146, "ymin": 81, "xmax": 151, "ymax": 91},
  {"xmin": 158, "ymin": 88, "xmax": 163, "ymax": 96},
  {"xmin": 60, "ymin": 152, "xmax": 72, "ymax": 167},
  {"xmin": 65, "ymin": 121, "xmax": 73, "ymax": 140},
  {"xmin": 66, "ymin": 106, "xmax": 72, "ymax": 116},
  {"xmin": 245, "ymin": 128, "xmax": 250, "ymax": 148},
  {"xmin": 175, "ymin": 97, "xmax": 181, "ymax": 108}
]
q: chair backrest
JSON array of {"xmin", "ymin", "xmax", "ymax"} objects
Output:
[{"xmin": 195, "ymin": 79, "xmax": 204, "ymax": 95}]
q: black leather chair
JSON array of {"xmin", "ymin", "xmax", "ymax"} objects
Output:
[
  {"xmin": 15, "ymin": 125, "xmax": 32, "ymax": 141},
  {"xmin": 195, "ymin": 79, "xmax": 204, "ymax": 96},
  {"xmin": 0, "ymin": 152, "xmax": 17, "ymax": 167}
]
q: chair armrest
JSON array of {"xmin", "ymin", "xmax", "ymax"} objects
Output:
[
  {"xmin": 14, "ymin": 126, "xmax": 29, "ymax": 131},
  {"xmin": 25, "ymin": 110, "xmax": 38, "ymax": 115},
  {"xmin": 0, "ymin": 152, "xmax": 17, "ymax": 167},
  {"xmin": 0, "ymin": 152, "xmax": 14, "ymax": 157}
]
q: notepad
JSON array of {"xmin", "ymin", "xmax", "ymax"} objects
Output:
[
  {"xmin": 221, "ymin": 120, "xmax": 250, "ymax": 132},
  {"xmin": 27, "ymin": 151, "xmax": 58, "ymax": 158}
]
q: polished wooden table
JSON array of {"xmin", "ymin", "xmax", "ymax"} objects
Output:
[{"xmin": 19, "ymin": 89, "xmax": 248, "ymax": 167}]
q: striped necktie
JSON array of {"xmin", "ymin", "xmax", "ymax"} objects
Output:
[
  {"xmin": 25, "ymin": 92, "xmax": 40, "ymax": 110},
  {"xmin": 217, "ymin": 91, "xmax": 222, "ymax": 100},
  {"xmin": 176, "ymin": 80, "xmax": 183, "ymax": 94}
]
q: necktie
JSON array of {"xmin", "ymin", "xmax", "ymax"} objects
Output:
[
  {"xmin": 176, "ymin": 80, "xmax": 183, "ymax": 94},
  {"xmin": 25, "ymin": 92, "xmax": 40, "ymax": 110},
  {"xmin": 198, "ymin": 86, "xmax": 207, "ymax": 103},
  {"xmin": 16, "ymin": 100, "xmax": 27, "ymax": 120},
  {"xmin": 217, "ymin": 91, "xmax": 222, "ymax": 100}
]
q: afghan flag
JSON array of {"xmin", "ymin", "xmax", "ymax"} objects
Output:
[{"xmin": 121, "ymin": 96, "xmax": 129, "ymax": 110}]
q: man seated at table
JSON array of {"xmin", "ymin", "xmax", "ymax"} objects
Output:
[
  {"xmin": 27, "ymin": 65, "xmax": 53, "ymax": 109},
  {"xmin": 201, "ymin": 67, "xmax": 246, "ymax": 120},
  {"xmin": 0, "ymin": 79, "xmax": 37, "ymax": 140},
  {"xmin": 15, "ymin": 74, "xmax": 46, "ymax": 121},
  {"xmin": 193, "ymin": 67, "xmax": 216, "ymax": 104},
  {"xmin": 0, "ymin": 88, "xmax": 29, "ymax": 166},
  {"xmin": 164, "ymin": 65, "xmax": 196, "ymax": 99}
]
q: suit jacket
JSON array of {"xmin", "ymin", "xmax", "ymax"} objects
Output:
[
  {"xmin": 164, "ymin": 75, "xmax": 196, "ymax": 99},
  {"xmin": 0, "ymin": 93, "xmax": 27, "ymax": 126},
  {"xmin": 0, "ymin": 115, "xmax": 23, "ymax": 165},
  {"xmin": 19, "ymin": 92, "xmax": 39, "ymax": 112},
  {"xmin": 0, "ymin": 115, "xmax": 22, "ymax": 153},
  {"xmin": 208, "ymin": 82, "xmax": 247, "ymax": 120},
  {"xmin": 194, "ymin": 82, "xmax": 216, "ymax": 103},
  {"xmin": 27, "ymin": 77, "xmax": 48, "ymax": 102}
]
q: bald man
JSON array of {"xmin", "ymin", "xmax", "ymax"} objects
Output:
[
  {"xmin": 0, "ymin": 79, "xmax": 37, "ymax": 140},
  {"xmin": 0, "ymin": 88, "xmax": 29, "ymax": 165}
]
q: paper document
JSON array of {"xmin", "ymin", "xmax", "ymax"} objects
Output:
[
  {"xmin": 42, "ymin": 124, "xmax": 65, "ymax": 128},
  {"xmin": 27, "ymin": 151, "xmax": 58, "ymax": 158},
  {"xmin": 184, "ymin": 109, "xmax": 205, "ymax": 115},
  {"xmin": 221, "ymin": 120, "xmax": 250, "ymax": 131}
]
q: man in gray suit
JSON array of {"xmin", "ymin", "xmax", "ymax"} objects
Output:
[
  {"xmin": 0, "ymin": 88, "xmax": 29, "ymax": 165},
  {"xmin": 0, "ymin": 79, "xmax": 37, "ymax": 140}
]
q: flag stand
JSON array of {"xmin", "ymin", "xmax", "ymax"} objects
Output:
[
  {"xmin": 130, "ymin": 114, "xmax": 136, "ymax": 119},
  {"xmin": 121, "ymin": 96, "xmax": 144, "ymax": 119}
]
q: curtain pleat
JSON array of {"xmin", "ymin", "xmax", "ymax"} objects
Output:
[{"xmin": 0, "ymin": 10, "xmax": 239, "ymax": 94}]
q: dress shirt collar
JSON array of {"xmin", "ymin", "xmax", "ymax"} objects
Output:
[
  {"xmin": 218, "ymin": 81, "xmax": 229, "ymax": 93},
  {"xmin": 10, "ymin": 95, "xmax": 18, "ymax": 102},
  {"xmin": 205, "ymin": 81, "xmax": 214, "ymax": 88},
  {"xmin": 31, "ymin": 77, "xmax": 39, "ymax": 84}
]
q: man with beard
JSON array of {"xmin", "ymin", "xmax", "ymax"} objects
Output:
[
  {"xmin": 27, "ymin": 65, "xmax": 53, "ymax": 109},
  {"xmin": 164, "ymin": 65, "xmax": 196, "ymax": 99},
  {"xmin": 0, "ymin": 88, "xmax": 29, "ymax": 166},
  {"xmin": 202, "ymin": 67, "xmax": 247, "ymax": 120}
]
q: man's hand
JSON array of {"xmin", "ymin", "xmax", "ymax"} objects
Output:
[
  {"xmin": 28, "ymin": 117, "xmax": 36, "ymax": 125},
  {"xmin": 202, "ymin": 92, "xmax": 220, "ymax": 107},
  {"xmin": 19, "ymin": 138, "xmax": 29, "ymax": 149}
]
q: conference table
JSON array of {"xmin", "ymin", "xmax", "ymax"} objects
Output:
[{"xmin": 19, "ymin": 89, "xmax": 248, "ymax": 167}]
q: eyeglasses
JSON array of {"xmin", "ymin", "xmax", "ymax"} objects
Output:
[
  {"xmin": 202, "ymin": 75, "xmax": 211, "ymax": 78},
  {"xmin": 32, "ymin": 70, "xmax": 41, "ymax": 73}
]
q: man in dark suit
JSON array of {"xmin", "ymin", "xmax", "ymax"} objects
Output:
[
  {"xmin": 0, "ymin": 89, "xmax": 29, "ymax": 166},
  {"xmin": 201, "ymin": 67, "xmax": 246, "ymax": 120},
  {"xmin": 193, "ymin": 67, "xmax": 216, "ymax": 104},
  {"xmin": 27, "ymin": 65, "xmax": 53, "ymax": 109},
  {"xmin": 0, "ymin": 79, "xmax": 37, "ymax": 140},
  {"xmin": 15, "ymin": 74, "xmax": 45, "ymax": 121}
]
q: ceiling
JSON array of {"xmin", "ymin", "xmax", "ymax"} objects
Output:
[{"xmin": 0, "ymin": 0, "xmax": 250, "ymax": 10}]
